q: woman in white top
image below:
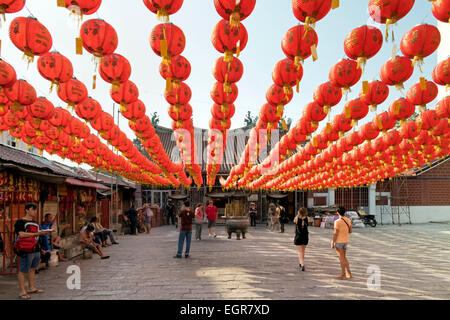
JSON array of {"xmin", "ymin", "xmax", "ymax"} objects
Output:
[{"xmin": 144, "ymin": 205, "xmax": 154, "ymax": 235}]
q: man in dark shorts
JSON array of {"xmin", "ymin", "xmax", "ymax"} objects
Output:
[
  {"xmin": 79, "ymin": 225, "xmax": 110, "ymax": 260},
  {"xmin": 127, "ymin": 204, "xmax": 138, "ymax": 235},
  {"xmin": 14, "ymin": 203, "xmax": 52, "ymax": 299}
]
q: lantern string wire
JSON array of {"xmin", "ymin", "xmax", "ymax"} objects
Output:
[{"xmin": 24, "ymin": 6, "xmax": 36, "ymax": 19}]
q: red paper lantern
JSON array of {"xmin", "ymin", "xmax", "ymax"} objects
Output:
[
  {"xmin": 168, "ymin": 104, "xmax": 192, "ymax": 121},
  {"xmin": 211, "ymin": 103, "xmax": 235, "ymax": 120},
  {"xmin": 359, "ymin": 122, "xmax": 380, "ymax": 141},
  {"xmin": 160, "ymin": 55, "xmax": 191, "ymax": 88},
  {"xmin": 292, "ymin": 0, "xmax": 332, "ymax": 25},
  {"xmin": 64, "ymin": 0, "xmax": 102, "ymax": 15},
  {"xmin": 214, "ymin": 0, "xmax": 256, "ymax": 26},
  {"xmin": 150, "ymin": 23, "xmax": 186, "ymax": 62},
  {"xmin": 372, "ymin": 112, "xmax": 395, "ymax": 134},
  {"xmin": 57, "ymin": 77, "xmax": 88, "ymax": 108},
  {"xmin": 303, "ymin": 102, "xmax": 327, "ymax": 123},
  {"xmin": 432, "ymin": 58, "xmax": 450, "ymax": 87},
  {"xmin": 111, "ymin": 80, "xmax": 139, "ymax": 107},
  {"xmin": 211, "ymin": 20, "xmax": 248, "ymax": 62},
  {"xmin": 133, "ymin": 116, "xmax": 152, "ymax": 133},
  {"xmin": 435, "ymin": 96, "xmax": 450, "ymax": 119},
  {"xmin": 400, "ymin": 121, "xmax": 420, "ymax": 140},
  {"xmin": 383, "ymin": 130, "xmax": 401, "ymax": 148},
  {"xmin": 0, "ymin": 0, "xmax": 25, "ymax": 16},
  {"xmin": 388, "ymin": 98, "xmax": 415, "ymax": 122},
  {"xmin": 143, "ymin": 0, "xmax": 183, "ymax": 21},
  {"xmin": 313, "ymin": 81, "xmax": 342, "ymax": 112},
  {"xmin": 368, "ymin": 0, "xmax": 415, "ymax": 38},
  {"xmin": 431, "ymin": 0, "xmax": 450, "ymax": 23},
  {"xmin": 75, "ymin": 97, "xmax": 102, "ymax": 121},
  {"xmin": 333, "ymin": 113, "xmax": 353, "ymax": 135},
  {"xmin": 359, "ymin": 80, "xmax": 389, "ymax": 111},
  {"xmin": 82, "ymin": 133, "xmax": 101, "ymax": 150},
  {"xmin": 282, "ymin": 25, "xmax": 318, "ymax": 65},
  {"xmin": 266, "ymin": 84, "xmax": 293, "ymax": 107},
  {"xmin": 27, "ymin": 97, "xmax": 54, "ymax": 120},
  {"xmin": 329, "ymin": 59, "xmax": 362, "ymax": 92},
  {"xmin": 121, "ymin": 100, "xmax": 146, "ymax": 121},
  {"xmin": 260, "ymin": 103, "xmax": 281, "ymax": 123},
  {"xmin": 406, "ymin": 80, "xmax": 438, "ymax": 110},
  {"xmin": 5, "ymin": 79, "xmax": 37, "ymax": 111},
  {"xmin": 9, "ymin": 17, "xmax": 53, "ymax": 63},
  {"xmin": 272, "ymin": 58, "xmax": 303, "ymax": 95},
  {"xmin": 0, "ymin": 59, "xmax": 17, "ymax": 88},
  {"xmin": 417, "ymin": 110, "xmax": 439, "ymax": 130},
  {"xmin": 99, "ymin": 53, "xmax": 132, "ymax": 87},
  {"xmin": 344, "ymin": 98, "xmax": 369, "ymax": 123},
  {"xmin": 91, "ymin": 111, "xmax": 114, "ymax": 133},
  {"xmin": 0, "ymin": 91, "xmax": 10, "ymax": 116},
  {"xmin": 49, "ymin": 107, "xmax": 71, "ymax": 130},
  {"xmin": 80, "ymin": 19, "xmax": 118, "ymax": 58},
  {"xmin": 37, "ymin": 52, "xmax": 73, "ymax": 89},
  {"xmin": 211, "ymin": 82, "xmax": 238, "ymax": 105},
  {"xmin": 165, "ymin": 82, "xmax": 191, "ymax": 105},
  {"xmin": 380, "ymin": 56, "xmax": 414, "ymax": 90},
  {"xmin": 400, "ymin": 24, "xmax": 441, "ymax": 67},
  {"xmin": 213, "ymin": 56, "xmax": 243, "ymax": 87},
  {"xmin": 344, "ymin": 25, "xmax": 383, "ymax": 68}
]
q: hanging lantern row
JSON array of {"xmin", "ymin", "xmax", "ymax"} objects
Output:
[
  {"xmin": 145, "ymin": 3, "xmax": 203, "ymax": 188},
  {"xmin": 18, "ymin": 18, "xmax": 181, "ymax": 187},
  {"xmin": 0, "ymin": 95, "xmax": 167, "ymax": 185},
  {"xmin": 249, "ymin": 89, "xmax": 448, "ymax": 191},
  {"xmin": 249, "ymin": 102, "xmax": 449, "ymax": 191},
  {"xmin": 5, "ymin": 13, "xmax": 176, "ymax": 186},
  {"xmin": 232, "ymin": 18, "xmax": 444, "ymax": 190},
  {"xmin": 206, "ymin": 0, "xmax": 256, "ymax": 190},
  {"xmin": 222, "ymin": 1, "xmax": 339, "ymax": 189},
  {"xmin": 67, "ymin": 13, "xmax": 189, "ymax": 187}
]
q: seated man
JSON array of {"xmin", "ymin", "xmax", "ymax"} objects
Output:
[
  {"xmin": 36, "ymin": 234, "xmax": 51, "ymax": 273},
  {"xmin": 91, "ymin": 217, "xmax": 119, "ymax": 246},
  {"xmin": 79, "ymin": 225, "xmax": 109, "ymax": 260},
  {"xmin": 40, "ymin": 213, "xmax": 67, "ymax": 262}
]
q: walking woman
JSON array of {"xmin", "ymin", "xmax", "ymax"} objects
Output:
[
  {"xmin": 195, "ymin": 203, "xmax": 204, "ymax": 240},
  {"xmin": 331, "ymin": 207, "xmax": 353, "ymax": 279},
  {"xmin": 294, "ymin": 207, "xmax": 309, "ymax": 271}
]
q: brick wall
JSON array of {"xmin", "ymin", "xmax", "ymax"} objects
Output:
[{"xmin": 376, "ymin": 159, "xmax": 450, "ymax": 207}]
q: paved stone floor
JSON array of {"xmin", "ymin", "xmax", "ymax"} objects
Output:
[{"xmin": 1, "ymin": 222, "xmax": 450, "ymax": 300}]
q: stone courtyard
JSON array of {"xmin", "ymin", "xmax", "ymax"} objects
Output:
[{"xmin": 1, "ymin": 222, "xmax": 450, "ymax": 300}]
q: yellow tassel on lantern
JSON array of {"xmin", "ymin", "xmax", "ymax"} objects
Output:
[
  {"xmin": 394, "ymin": 102, "xmax": 400, "ymax": 115},
  {"xmin": 311, "ymin": 44, "xmax": 318, "ymax": 62},
  {"xmin": 92, "ymin": 75, "xmax": 97, "ymax": 90},
  {"xmin": 345, "ymin": 105, "xmax": 351, "ymax": 119},
  {"xmin": 362, "ymin": 81, "xmax": 369, "ymax": 95},
  {"xmin": 296, "ymin": 78, "xmax": 300, "ymax": 93},
  {"xmin": 276, "ymin": 105, "xmax": 284, "ymax": 118},
  {"xmin": 331, "ymin": 0, "xmax": 340, "ymax": 9},
  {"xmin": 282, "ymin": 119, "xmax": 287, "ymax": 131},
  {"xmin": 76, "ymin": 37, "xmax": 83, "ymax": 55},
  {"xmin": 166, "ymin": 77, "xmax": 172, "ymax": 92},
  {"xmin": 420, "ymin": 77, "xmax": 427, "ymax": 90},
  {"xmin": 57, "ymin": 0, "xmax": 66, "ymax": 7}
]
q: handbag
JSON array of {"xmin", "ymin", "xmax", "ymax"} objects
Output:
[{"xmin": 13, "ymin": 222, "xmax": 40, "ymax": 254}]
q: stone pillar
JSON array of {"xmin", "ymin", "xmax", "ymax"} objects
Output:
[
  {"xmin": 328, "ymin": 188, "xmax": 335, "ymax": 206},
  {"xmin": 369, "ymin": 183, "xmax": 377, "ymax": 215}
]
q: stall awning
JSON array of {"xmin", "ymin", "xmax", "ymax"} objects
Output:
[
  {"xmin": 168, "ymin": 194, "xmax": 189, "ymax": 200},
  {"xmin": 267, "ymin": 193, "xmax": 289, "ymax": 199},
  {"xmin": 65, "ymin": 178, "xmax": 110, "ymax": 190}
]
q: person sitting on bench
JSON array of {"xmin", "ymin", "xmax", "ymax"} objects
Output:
[{"xmin": 79, "ymin": 225, "xmax": 109, "ymax": 259}]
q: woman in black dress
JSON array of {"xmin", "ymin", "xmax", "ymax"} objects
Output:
[{"xmin": 294, "ymin": 207, "xmax": 309, "ymax": 271}]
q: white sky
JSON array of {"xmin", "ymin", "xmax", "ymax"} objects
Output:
[{"xmin": 0, "ymin": 0, "xmax": 447, "ymax": 171}]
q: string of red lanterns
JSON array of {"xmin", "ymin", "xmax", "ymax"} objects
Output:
[
  {"xmin": 145, "ymin": 0, "xmax": 204, "ymax": 188},
  {"xmin": 206, "ymin": 0, "xmax": 256, "ymax": 191}
]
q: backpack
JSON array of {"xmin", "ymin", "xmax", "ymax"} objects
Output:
[{"xmin": 13, "ymin": 221, "xmax": 40, "ymax": 255}]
